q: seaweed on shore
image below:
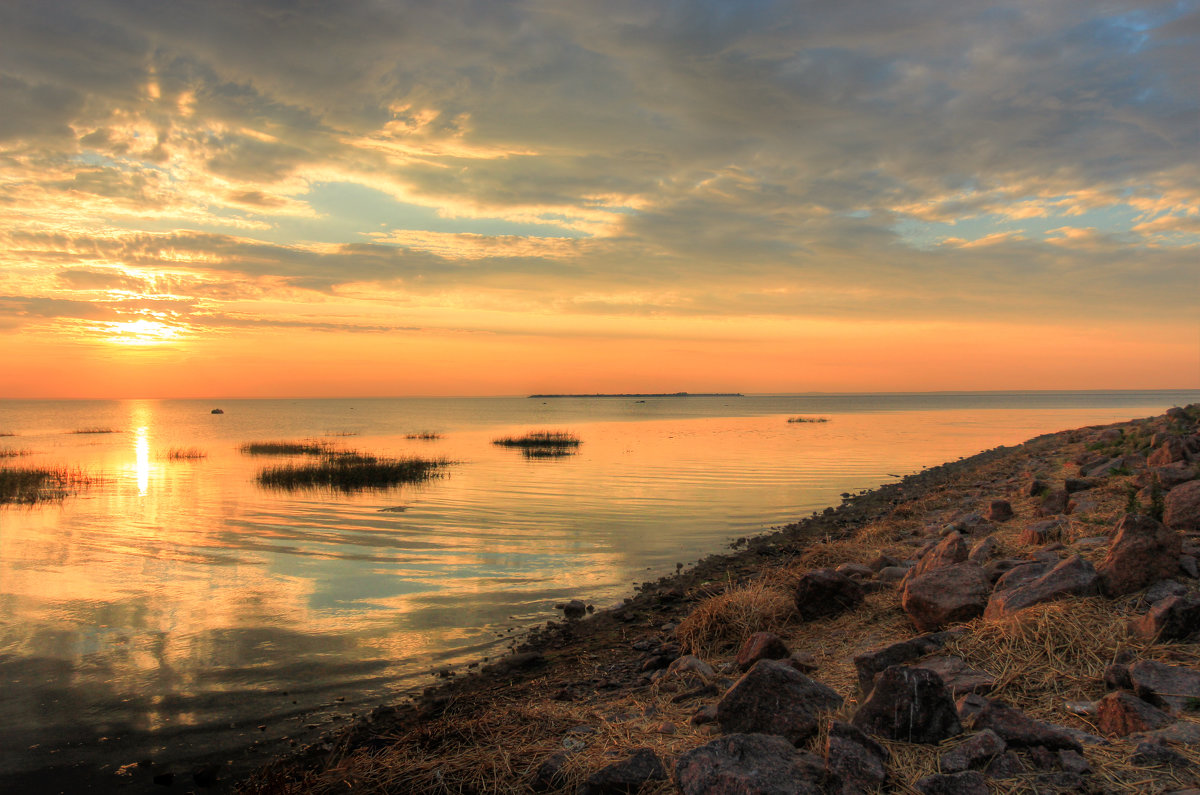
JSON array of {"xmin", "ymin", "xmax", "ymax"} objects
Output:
[
  {"xmin": 0, "ymin": 466, "xmax": 97, "ymax": 504},
  {"xmin": 255, "ymin": 451, "xmax": 451, "ymax": 492}
]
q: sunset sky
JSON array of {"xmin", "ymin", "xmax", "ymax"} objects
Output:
[{"xmin": 1, "ymin": 0, "xmax": 1197, "ymax": 398}]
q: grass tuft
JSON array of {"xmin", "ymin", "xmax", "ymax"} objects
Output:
[
  {"xmin": 0, "ymin": 448, "xmax": 33, "ymax": 458},
  {"xmin": 787, "ymin": 416, "xmax": 829, "ymax": 423},
  {"xmin": 492, "ymin": 431, "xmax": 581, "ymax": 458},
  {"xmin": 165, "ymin": 447, "xmax": 207, "ymax": 461},
  {"xmin": 405, "ymin": 432, "xmax": 443, "ymax": 440},
  {"xmin": 256, "ymin": 452, "xmax": 451, "ymax": 492},
  {"xmin": 1, "ymin": 466, "xmax": 97, "ymax": 504},
  {"xmin": 676, "ymin": 579, "xmax": 795, "ymax": 656},
  {"xmin": 240, "ymin": 440, "xmax": 331, "ymax": 456},
  {"xmin": 72, "ymin": 427, "xmax": 118, "ymax": 434}
]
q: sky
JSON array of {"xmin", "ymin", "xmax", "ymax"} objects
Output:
[{"xmin": 0, "ymin": 0, "xmax": 1197, "ymax": 398}]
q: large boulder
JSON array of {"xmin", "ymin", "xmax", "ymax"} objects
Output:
[
  {"xmin": 675, "ymin": 733, "xmax": 829, "ymax": 795},
  {"xmin": 852, "ymin": 630, "xmax": 962, "ymax": 693},
  {"xmin": 716, "ymin": 659, "xmax": 842, "ymax": 744},
  {"xmin": 825, "ymin": 721, "xmax": 888, "ymax": 794},
  {"xmin": 901, "ymin": 562, "xmax": 991, "ymax": 632},
  {"xmin": 983, "ymin": 555, "xmax": 1099, "ymax": 620},
  {"xmin": 851, "ymin": 666, "xmax": 961, "ymax": 743},
  {"xmin": 1165, "ymin": 480, "xmax": 1200, "ymax": 532},
  {"xmin": 1097, "ymin": 514, "xmax": 1182, "ymax": 596},
  {"xmin": 793, "ymin": 569, "xmax": 864, "ymax": 621}
]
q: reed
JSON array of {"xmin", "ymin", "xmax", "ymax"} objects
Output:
[
  {"xmin": 72, "ymin": 426, "xmax": 118, "ymax": 434},
  {"xmin": 405, "ymin": 432, "xmax": 443, "ymax": 440},
  {"xmin": 786, "ymin": 416, "xmax": 829, "ymax": 423},
  {"xmin": 0, "ymin": 466, "xmax": 96, "ymax": 504},
  {"xmin": 492, "ymin": 431, "xmax": 581, "ymax": 448},
  {"xmin": 165, "ymin": 447, "xmax": 208, "ymax": 460},
  {"xmin": 256, "ymin": 452, "xmax": 451, "ymax": 492},
  {"xmin": 239, "ymin": 440, "xmax": 331, "ymax": 456},
  {"xmin": 0, "ymin": 448, "xmax": 32, "ymax": 458},
  {"xmin": 523, "ymin": 448, "xmax": 575, "ymax": 459}
]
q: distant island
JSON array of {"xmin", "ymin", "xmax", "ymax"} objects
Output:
[{"xmin": 528, "ymin": 392, "xmax": 744, "ymax": 398}]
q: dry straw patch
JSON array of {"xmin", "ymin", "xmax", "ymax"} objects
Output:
[{"xmin": 676, "ymin": 578, "xmax": 794, "ymax": 657}]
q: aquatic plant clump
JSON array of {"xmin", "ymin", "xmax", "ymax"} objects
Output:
[
  {"xmin": 165, "ymin": 447, "xmax": 208, "ymax": 460},
  {"xmin": 0, "ymin": 448, "xmax": 33, "ymax": 458},
  {"xmin": 787, "ymin": 416, "xmax": 829, "ymax": 423},
  {"xmin": 405, "ymin": 432, "xmax": 443, "ymax": 440},
  {"xmin": 0, "ymin": 466, "xmax": 96, "ymax": 504},
  {"xmin": 239, "ymin": 440, "xmax": 331, "ymax": 456},
  {"xmin": 491, "ymin": 431, "xmax": 581, "ymax": 448},
  {"xmin": 256, "ymin": 452, "xmax": 452, "ymax": 492},
  {"xmin": 72, "ymin": 427, "xmax": 119, "ymax": 434}
]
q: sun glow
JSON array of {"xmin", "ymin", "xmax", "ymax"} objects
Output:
[{"xmin": 104, "ymin": 320, "xmax": 184, "ymax": 346}]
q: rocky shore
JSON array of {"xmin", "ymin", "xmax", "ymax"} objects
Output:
[{"xmin": 240, "ymin": 404, "xmax": 1200, "ymax": 794}]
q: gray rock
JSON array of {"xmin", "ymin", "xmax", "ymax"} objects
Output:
[
  {"xmin": 675, "ymin": 733, "xmax": 829, "ymax": 795},
  {"xmin": 1132, "ymin": 740, "xmax": 1191, "ymax": 768},
  {"xmin": 1129, "ymin": 659, "xmax": 1200, "ymax": 715},
  {"xmin": 987, "ymin": 500, "xmax": 1014, "ymax": 522},
  {"xmin": 825, "ymin": 721, "xmax": 888, "ymax": 794},
  {"xmin": 579, "ymin": 748, "xmax": 667, "ymax": 794},
  {"xmin": 959, "ymin": 698, "xmax": 1082, "ymax": 751},
  {"xmin": 1020, "ymin": 518, "xmax": 1067, "ymax": 547},
  {"xmin": 993, "ymin": 560, "xmax": 1049, "ymax": 591},
  {"xmin": 914, "ymin": 771, "xmax": 987, "ymax": 795},
  {"xmin": 852, "ymin": 630, "xmax": 962, "ymax": 693},
  {"xmin": 983, "ymin": 555, "xmax": 1100, "ymax": 620},
  {"xmin": 852, "ymin": 666, "xmax": 961, "ymax": 743},
  {"xmin": 911, "ymin": 656, "xmax": 996, "ymax": 697},
  {"xmin": 939, "ymin": 729, "xmax": 1006, "ymax": 773},
  {"xmin": 836, "ymin": 562, "xmax": 874, "ymax": 579},
  {"xmin": 793, "ymin": 568, "xmax": 864, "ymax": 621},
  {"xmin": 717, "ymin": 659, "xmax": 842, "ymax": 745},
  {"xmin": 901, "ymin": 562, "xmax": 991, "ymax": 632}
]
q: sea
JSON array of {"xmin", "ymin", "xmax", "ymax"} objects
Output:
[{"xmin": 1, "ymin": 390, "xmax": 1196, "ymax": 789}]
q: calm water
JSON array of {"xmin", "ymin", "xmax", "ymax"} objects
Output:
[{"xmin": 1, "ymin": 391, "xmax": 1196, "ymax": 786}]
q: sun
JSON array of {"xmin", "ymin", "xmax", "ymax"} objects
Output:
[{"xmin": 104, "ymin": 319, "xmax": 185, "ymax": 346}]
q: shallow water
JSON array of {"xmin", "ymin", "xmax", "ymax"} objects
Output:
[{"xmin": 0, "ymin": 391, "xmax": 1195, "ymax": 787}]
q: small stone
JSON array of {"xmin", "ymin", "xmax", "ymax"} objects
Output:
[
  {"xmin": 1104, "ymin": 663, "xmax": 1133, "ymax": 691},
  {"xmin": 1058, "ymin": 749, "xmax": 1092, "ymax": 775},
  {"xmin": 836, "ymin": 562, "xmax": 874, "ymax": 579},
  {"xmin": 967, "ymin": 535, "xmax": 998, "ymax": 564},
  {"xmin": 557, "ymin": 599, "xmax": 587, "ymax": 619},
  {"xmin": 1129, "ymin": 659, "xmax": 1200, "ymax": 714},
  {"xmin": 1166, "ymin": 481, "xmax": 1200, "ymax": 532},
  {"xmin": 852, "ymin": 630, "xmax": 962, "ymax": 693},
  {"xmin": 1020, "ymin": 518, "xmax": 1066, "ymax": 547},
  {"xmin": 983, "ymin": 750, "xmax": 1025, "ymax": 778},
  {"xmin": 960, "ymin": 698, "xmax": 1082, "ymax": 751},
  {"xmin": 987, "ymin": 500, "xmax": 1014, "ymax": 522},
  {"xmin": 1129, "ymin": 594, "xmax": 1200, "ymax": 642},
  {"xmin": 690, "ymin": 704, "xmax": 718, "ymax": 725},
  {"xmin": 1038, "ymin": 488, "xmax": 1070, "ymax": 516},
  {"xmin": 668, "ymin": 655, "xmax": 716, "ymax": 680}
]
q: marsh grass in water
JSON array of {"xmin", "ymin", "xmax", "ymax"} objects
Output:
[
  {"xmin": 0, "ymin": 448, "xmax": 33, "ymax": 458},
  {"xmin": 165, "ymin": 447, "xmax": 208, "ymax": 461},
  {"xmin": 0, "ymin": 466, "xmax": 97, "ymax": 504},
  {"xmin": 239, "ymin": 439, "xmax": 331, "ymax": 456},
  {"xmin": 72, "ymin": 427, "xmax": 118, "ymax": 434},
  {"xmin": 522, "ymin": 448, "xmax": 575, "ymax": 459},
  {"xmin": 492, "ymin": 431, "xmax": 581, "ymax": 449},
  {"xmin": 405, "ymin": 432, "xmax": 443, "ymax": 440},
  {"xmin": 256, "ymin": 451, "xmax": 451, "ymax": 492},
  {"xmin": 787, "ymin": 416, "xmax": 829, "ymax": 423}
]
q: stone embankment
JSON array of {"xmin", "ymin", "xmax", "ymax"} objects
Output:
[{"xmin": 242, "ymin": 404, "xmax": 1200, "ymax": 794}]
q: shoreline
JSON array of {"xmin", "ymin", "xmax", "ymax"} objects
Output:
[{"xmin": 236, "ymin": 406, "xmax": 1200, "ymax": 793}]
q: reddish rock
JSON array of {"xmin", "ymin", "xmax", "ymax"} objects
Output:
[
  {"xmin": 960, "ymin": 698, "xmax": 1082, "ymax": 751},
  {"xmin": 901, "ymin": 562, "xmax": 991, "ymax": 632},
  {"xmin": 579, "ymin": 748, "xmax": 667, "ymax": 794},
  {"xmin": 1020, "ymin": 519, "xmax": 1066, "ymax": 547},
  {"xmin": 1097, "ymin": 514, "xmax": 1182, "ymax": 596},
  {"xmin": 1165, "ymin": 481, "xmax": 1200, "ymax": 532},
  {"xmin": 939, "ymin": 729, "xmax": 1006, "ymax": 773},
  {"xmin": 835, "ymin": 562, "xmax": 873, "ymax": 579},
  {"xmin": 967, "ymin": 535, "xmax": 998, "ymax": 564},
  {"xmin": 1096, "ymin": 691, "xmax": 1174, "ymax": 736},
  {"xmin": 1149, "ymin": 438, "xmax": 1187, "ymax": 467},
  {"xmin": 1037, "ymin": 488, "xmax": 1071, "ymax": 516},
  {"xmin": 1152, "ymin": 464, "xmax": 1198, "ymax": 490},
  {"xmin": 993, "ymin": 561, "xmax": 1049, "ymax": 591},
  {"xmin": 1065, "ymin": 477, "xmax": 1101, "ymax": 493},
  {"xmin": 736, "ymin": 632, "xmax": 790, "ymax": 672},
  {"xmin": 851, "ymin": 666, "xmax": 962, "ymax": 743},
  {"xmin": 825, "ymin": 720, "xmax": 888, "ymax": 794},
  {"xmin": 716, "ymin": 659, "xmax": 842, "ymax": 744},
  {"xmin": 913, "ymin": 532, "xmax": 969, "ymax": 573},
  {"xmin": 675, "ymin": 733, "xmax": 829, "ymax": 795},
  {"xmin": 1129, "ymin": 659, "xmax": 1200, "ymax": 715},
  {"xmin": 867, "ymin": 553, "xmax": 899, "ymax": 572},
  {"xmin": 1129, "ymin": 594, "xmax": 1200, "ymax": 642},
  {"xmin": 987, "ymin": 500, "xmax": 1014, "ymax": 522},
  {"xmin": 914, "ymin": 771, "xmax": 988, "ymax": 795},
  {"xmin": 983, "ymin": 555, "xmax": 1099, "ymax": 620},
  {"xmin": 793, "ymin": 568, "xmax": 864, "ymax": 621},
  {"xmin": 852, "ymin": 630, "xmax": 962, "ymax": 693}
]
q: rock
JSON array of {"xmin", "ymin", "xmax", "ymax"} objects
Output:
[
  {"xmin": 557, "ymin": 599, "xmax": 587, "ymax": 619},
  {"xmin": 912, "ymin": 656, "xmax": 996, "ymax": 697},
  {"xmin": 983, "ymin": 555, "xmax": 1099, "ymax": 620},
  {"xmin": 877, "ymin": 566, "xmax": 910, "ymax": 582},
  {"xmin": 1129, "ymin": 594, "xmax": 1200, "ymax": 642},
  {"xmin": 736, "ymin": 632, "xmax": 790, "ymax": 672},
  {"xmin": 1020, "ymin": 518, "xmax": 1066, "ymax": 547},
  {"xmin": 993, "ymin": 560, "xmax": 1049, "ymax": 591},
  {"xmin": 1183, "ymin": 555, "xmax": 1200, "ymax": 579},
  {"xmin": 1153, "ymin": 464, "xmax": 1198, "ymax": 490},
  {"xmin": 906, "ymin": 532, "xmax": 969, "ymax": 582},
  {"xmin": 690, "ymin": 705, "xmax": 718, "ymax": 725},
  {"xmin": 787, "ymin": 651, "xmax": 818, "ymax": 674},
  {"xmin": 851, "ymin": 666, "xmax": 961, "ymax": 743},
  {"xmin": 1144, "ymin": 579, "xmax": 1190, "ymax": 605},
  {"xmin": 716, "ymin": 659, "xmax": 842, "ymax": 745},
  {"xmin": 793, "ymin": 569, "xmax": 864, "ymax": 621},
  {"xmin": 1130, "ymin": 720, "xmax": 1200, "ymax": 745},
  {"xmin": 944, "ymin": 512, "xmax": 995, "ymax": 536},
  {"xmin": 852, "ymin": 630, "xmax": 962, "ymax": 692},
  {"xmin": 835, "ymin": 562, "xmax": 874, "ymax": 579},
  {"xmin": 1028, "ymin": 478, "xmax": 1050, "ymax": 496},
  {"xmin": 1097, "ymin": 691, "xmax": 1175, "ymax": 736},
  {"xmin": 579, "ymin": 748, "xmax": 667, "ymax": 794},
  {"xmin": 825, "ymin": 721, "xmax": 888, "ymax": 794},
  {"xmin": 1065, "ymin": 477, "xmax": 1101, "ymax": 493},
  {"xmin": 1104, "ymin": 663, "xmax": 1133, "ymax": 691},
  {"xmin": 531, "ymin": 752, "xmax": 569, "ymax": 791},
  {"xmin": 675, "ymin": 733, "xmax": 829, "ymax": 795},
  {"xmin": 986, "ymin": 558, "xmax": 1039, "ymax": 584},
  {"xmin": 668, "ymin": 655, "xmax": 717, "ymax": 680},
  {"xmin": 1166, "ymin": 481, "xmax": 1200, "ymax": 532},
  {"xmin": 901, "ymin": 562, "xmax": 991, "ymax": 632},
  {"xmin": 987, "ymin": 500, "xmax": 1014, "ymax": 522},
  {"xmin": 1132, "ymin": 740, "xmax": 1191, "ymax": 768},
  {"xmin": 1097, "ymin": 428, "xmax": 1124, "ymax": 443},
  {"xmin": 913, "ymin": 771, "xmax": 988, "ymax": 794},
  {"xmin": 1129, "ymin": 659, "xmax": 1200, "ymax": 714},
  {"xmin": 1068, "ymin": 493, "xmax": 1099, "ymax": 514},
  {"xmin": 1098, "ymin": 514, "xmax": 1182, "ymax": 596},
  {"xmin": 983, "ymin": 750, "xmax": 1025, "ymax": 778},
  {"xmin": 1058, "ymin": 749, "xmax": 1092, "ymax": 775},
  {"xmin": 967, "ymin": 535, "xmax": 998, "ymax": 564},
  {"xmin": 867, "ymin": 553, "xmax": 899, "ymax": 572},
  {"xmin": 1150, "ymin": 438, "xmax": 1188, "ymax": 467},
  {"xmin": 959, "ymin": 698, "xmax": 1082, "ymax": 751},
  {"xmin": 939, "ymin": 729, "xmax": 1006, "ymax": 773},
  {"xmin": 1038, "ymin": 489, "xmax": 1070, "ymax": 516}
]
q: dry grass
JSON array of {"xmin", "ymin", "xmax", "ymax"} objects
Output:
[{"xmin": 676, "ymin": 578, "xmax": 794, "ymax": 656}]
